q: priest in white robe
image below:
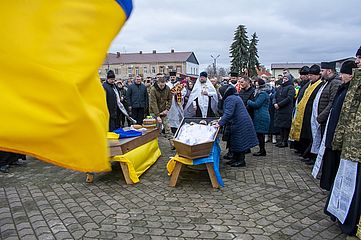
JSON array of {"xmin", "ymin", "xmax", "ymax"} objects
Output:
[{"xmin": 184, "ymin": 72, "xmax": 218, "ymax": 118}]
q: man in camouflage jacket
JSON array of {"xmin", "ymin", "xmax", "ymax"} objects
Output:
[
  {"xmin": 149, "ymin": 77, "xmax": 173, "ymax": 140},
  {"xmin": 332, "ymin": 49, "xmax": 361, "ymax": 163}
]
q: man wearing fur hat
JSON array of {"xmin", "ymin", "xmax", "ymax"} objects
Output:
[{"xmin": 184, "ymin": 71, "xmax": 218, "ymax": 118}]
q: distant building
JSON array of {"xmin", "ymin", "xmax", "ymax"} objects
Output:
[
  {"xmin": 271, "ymin": 63, "xmax": 315, "ymax": 79},
  {"xmin": 271, "ymin": 57, "xmax": 356, "ymax": 79},
  {"xmin": 99, "ymin": 50, "xmax": 199, "ymax": 80},
  {"xmin": 257, "ymin": 65, "xmax": 272, "ymax": 78}
]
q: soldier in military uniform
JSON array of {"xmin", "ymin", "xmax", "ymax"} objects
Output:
[
  {"xmin": 324, "ymin": 46, "xmax": 361, "ymax": 237},
  {"xmin": 149, "ymin": 76, "xmax": 172, "ymax": 141}
]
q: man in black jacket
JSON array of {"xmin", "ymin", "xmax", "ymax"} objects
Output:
[
  {"xmin": 239, "ymin": 77, "xmax": 255, "ymax": 119},
  {"xmin": 318, "ymin": 62, "xmax": 342, "ymax": 135},
  {"xmin": 126, "ymin": 75, "xmax": 148, "ymax": 125},
  {"xmin": 102, "ymin": 70, "xmax": 121, "ymax": 131}
]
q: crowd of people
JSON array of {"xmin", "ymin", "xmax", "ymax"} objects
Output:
[
  {"xmin": 100, "ymin": 46, "xmax": 361, "ymax": 236},
  {"xmin": 1, "ymin": 45, "xmax": 360, "ymax": 238}
]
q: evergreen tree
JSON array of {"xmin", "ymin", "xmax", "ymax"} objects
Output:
[
  {"xmin": 248, "ymin": 32, "xmax": 260, "ymax": 77},
  {"xmin": 229, "ymin": 25, "xmax": 249, "ymax": 75}
]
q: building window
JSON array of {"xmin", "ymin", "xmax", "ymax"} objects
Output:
[
  {"xmin": 152, "ymin": 66, "xmax": 156, "ymax": 74},
  {"xmin": 114, "ymin": 68, "xmax": 119, "ymax": 75},
  {"xmin": 168, "ymin": 65, "xmax": 173, "ymax": 71},
  {"xmin": 143, "ymin": 67, "xmax": 148, "ymax": 74},
  {"xmin": 128, "ymin": 67, "xmax": 132, "ymax": 76},
  {"xmin": 176, "ymin": 66, "xmax": 181, "ymax": 73},
  {"xmin": 135, "ymin": 67, "xmax": 139, "ymax": 76},
  {"xmin": 159, "ymin": 66, "xmax": 164, "ymax": 73},
  {"xmin": 196, "ymin": 68, "xmax": 198, "ymax": 75}
]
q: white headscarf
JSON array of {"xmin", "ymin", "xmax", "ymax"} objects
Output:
[{"xmin": 184, "ymin": 78, "xmax": 218, "ymax": 118}]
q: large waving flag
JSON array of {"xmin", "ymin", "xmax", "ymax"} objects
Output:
[{"xmin": 0, "ymin": 1, "xmax": 133, "ymax": 172}]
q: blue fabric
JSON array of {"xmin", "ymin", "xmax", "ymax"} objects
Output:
[
  {"xmin": 247, "ymin": 91, "xmax": 270, "ymax": 134},
  {"xmin": 219, "ymin": 94, "xmax": 258, "ymax": 152},
  {"xmin": 113, "ymin": 128, "xmax": 142, "ymax": 139},
  {"xmin": 193, "ymin": 139, "xmax": 224, "ymax": 187},
  {"xmin": 116, "ymin": 0, "xmax": 133, "ymax": 19}
]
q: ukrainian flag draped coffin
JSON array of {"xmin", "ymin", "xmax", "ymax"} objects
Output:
[{"xmin": 0, "ymin": 1, "xmax": 133, "ymax": 172}]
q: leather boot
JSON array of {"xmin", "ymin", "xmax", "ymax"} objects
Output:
[
  {"xmin": 253, "ymin": 150, "xmax": 266, "ymax": 156},
  {"xmin": 226, "ymin": 159, "xmax": 238, "ymax": 165},
  {"xmin": 231, "ymin": 152, "xmax": 246, "ymax": 167},
  {"xmin": 223, "ymin": 151, "xmax": 233, "ymax": 160}
]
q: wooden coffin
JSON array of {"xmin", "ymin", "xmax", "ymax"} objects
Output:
[
  {"xmin": 108, "ymin": 128, "xmax": 159, "ymax": 157},
  {"xmin": 172, "ymin": 117, "xmax": 219, "ymax": 159}
]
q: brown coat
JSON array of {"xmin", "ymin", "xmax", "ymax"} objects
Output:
[{"xmin": 149, "ymin": 83, "xmax": 172, "ymax": 117}]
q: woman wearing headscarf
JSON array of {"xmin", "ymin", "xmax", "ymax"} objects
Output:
[{"xmin": 217, "ymin": 86, "xmax": 258, "ymax": 167}]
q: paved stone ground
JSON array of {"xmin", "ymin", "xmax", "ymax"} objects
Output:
[{"xmin": 0, "ymin": 136, "xmax": 348, "ymax": 240}]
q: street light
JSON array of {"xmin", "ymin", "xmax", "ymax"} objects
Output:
[{"xmin": 210, "ymin": 54, "xmax": 220, "ymax": 77}]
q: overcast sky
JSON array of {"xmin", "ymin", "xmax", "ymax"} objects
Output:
[{"xmin": 110, "ymin": 0, "xmax": 361, "ymax": 71}]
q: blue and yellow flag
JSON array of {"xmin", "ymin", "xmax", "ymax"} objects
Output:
[{"xmin": 0, "ymin": 1, "xmax": 133, "ymax": 172}]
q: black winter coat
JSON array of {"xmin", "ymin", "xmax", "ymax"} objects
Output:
[
  {"xmin": 274, "ymin": 80, "xmax": 296, "ymax": 128},
  {"xmin": 126, "ymin": 83, "xmax": 148, "ymax": 109},
  {"xmin": 102, "ymin": 81, "xmax": 118, "ymax": 120},
  {"xmin": 317, "ymin": 74, "xmax": 342, "ymax": 125},
  {"xmin": 239, "ymin": 86, "xmax": 255, "ymax": 118},
  {"xmin": 325, "ymin": 82, "xmax": 350, "ymax": 148}
]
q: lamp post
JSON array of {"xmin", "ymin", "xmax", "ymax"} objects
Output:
[{"xmin": 210, "ymin": 54, "xmax": 220, "ymax": 78}]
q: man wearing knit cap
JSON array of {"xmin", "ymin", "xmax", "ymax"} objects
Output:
[
  {"xmin": 103, "ymin": 70, "xmax": 121, "ymax": 131},
  {"xmin": 317, "ymin": 61, "xmax": 342, "ymax": 135},
  {"xmin": 296, "ymin": 66, "xmax": 310, "ymax": 102}
]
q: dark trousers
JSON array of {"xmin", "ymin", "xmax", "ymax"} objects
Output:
[
  {"xmin": 279, "ymin": 127, "xmax": 290, "ymax": 144},
  {"xmin": 256, "ymin": 133, "xmax": 266, "ymax": 153},
  {"xmin": 0, "ymin": 151, "xmax": 19, "ymax": 167},
  {"xmin": 109, "ymin": 117, "xmax": 120, "ymax": 132},
  {"xmin": 233, "ymin": 151, "xmax": 245, "ymax": 164},
  {"xmin": 294, "ymin": 139, "xmax": 310, "ymax": 155},
  {"xmin": 120, "ymin": 113, "xmax": 131, "ymax": 127},
  {"xmin": 303, "ymin": 142, "xmax": 317, "ymax": 160},
  {"xmin": 131, "ymin": 107, "xmax": 145, "ymax": 125}
]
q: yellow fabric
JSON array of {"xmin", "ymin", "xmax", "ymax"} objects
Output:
[
  {"xmin": 0, "ymin": 1, "xmax": 129, "ymax": 172},
  {"xmin": 112, "ymin": 138, "xmax": 161, "ymax": 183},
  {"xmin": 166, "ymin": 155, "xmax": 193, "ymax": 176},
  {"xmin": 107, "ymin": 132, "xmax": 120, "ymax": 140},
  {"xmin": 290, "ymin": 80, "xmax": 322, "ymax": 141}
]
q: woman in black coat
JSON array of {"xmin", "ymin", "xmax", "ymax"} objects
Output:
[{"xmin": 273, "ymin": 75, "xmax": 296, "ymax": 147}]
